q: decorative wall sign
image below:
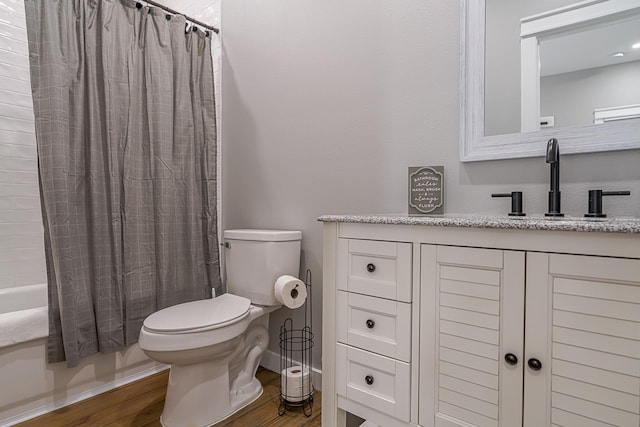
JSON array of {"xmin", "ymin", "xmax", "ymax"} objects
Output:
[{"xmin": 408, "ymin": 166, "xmax": 444, "ymax": 215}]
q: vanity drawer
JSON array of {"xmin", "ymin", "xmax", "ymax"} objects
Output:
[
  {"xmin": 336, "ymin": 343, "xmax": 411, "ymax": 422},
  {"xmin": 337, "ymin": 291, "xmax": 411, "ymax": 362},
  {"xmin": 337, "ymin": 238, "xmax": 412, "ymax": 302}
]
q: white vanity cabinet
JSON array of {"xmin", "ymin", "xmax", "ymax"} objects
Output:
[
  {"xmin": 321, "ymin": 218, "xmax": 640, "ymax": 427},
  {"xmin": 420, "ymin": 247, "xmax": 640, "ymax": 427},
  {"xmin": 524, "ymin": 253, "xmax": 640, "ymax": 427},
  {"xmin": 335, "ymin": 238, "xmax": 414, "ymax": 423},
  {"xmin": 420, "ymin": 245, "xmax": 525, "ymax": 427}
]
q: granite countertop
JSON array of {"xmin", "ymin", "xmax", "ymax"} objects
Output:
[{"xmin": 318, "ymin": 214, "xmax": 640, "ymax": 234}]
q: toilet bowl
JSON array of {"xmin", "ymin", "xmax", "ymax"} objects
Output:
[
  {"xmin": 138, "ymin": 295, "xmax": 277, "ymax": 426},
  {"xmin": 138, "ymin": 229, "xmax": 302, "ymax": 427}
]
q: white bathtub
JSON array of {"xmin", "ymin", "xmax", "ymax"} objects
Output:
[{"xmin": 0, "ymin": 284, "xmax": 48, "ymax": 348}]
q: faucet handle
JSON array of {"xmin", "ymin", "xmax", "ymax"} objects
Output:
[
  {"xmin": 585, "ymin": 190, "xmax": 631, "ymax": 217},
  {"xmin": 492, "ymin": 192, "xmax": 525, "ymax": 216}
]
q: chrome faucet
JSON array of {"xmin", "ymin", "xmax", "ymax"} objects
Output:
[{"xmin": 545, "ymin": 138, "xmax": 563, "ymax": 217}]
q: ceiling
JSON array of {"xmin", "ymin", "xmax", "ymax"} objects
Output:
[{"xmin": 539, "ymin": 14, "xmax": 640, "ymax": 76}]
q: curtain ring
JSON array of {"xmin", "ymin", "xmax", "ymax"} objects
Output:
[{"xmin": 135, "ymin": 2, "xmax": 142, "ymax": 9}]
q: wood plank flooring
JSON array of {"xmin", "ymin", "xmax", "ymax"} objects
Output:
[{"xmin": 15, "ymin": 367, "xmax": 321, "ymax": 427}]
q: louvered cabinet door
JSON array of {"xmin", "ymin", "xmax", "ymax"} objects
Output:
[
  {"xmin": 420, "ymin": 245, "xmax": 525, "ymax": 427},
  {"xmin": 526, "ymin": 253, "xmax": 640, "ymax": 427}
]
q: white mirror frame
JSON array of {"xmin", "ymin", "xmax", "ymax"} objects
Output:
[{"xmin": 460, "ymin": 0, "xmax": 640, "ymax": 162}]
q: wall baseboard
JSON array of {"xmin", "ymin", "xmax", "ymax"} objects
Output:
[
  {"xmin": 1, "ymin": 364, "xmax": 169, "ymax": 427},
  {"xmin": 260, "ymin": 349, "xmax": 322, "ymax": 392}
]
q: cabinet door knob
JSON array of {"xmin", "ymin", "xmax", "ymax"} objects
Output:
[
  {"xmin": 365, "ymin": 375, "xmax": 374, "ymax": 385},
  {"xmin": 504, "ymin": 353, "xmax": 518, "ymax": 365},
  {"xmin": 366, "ymin": 319, "xmax": 375, "ymax": 329},
  {"xmin": 528, "ymin": 358, "xmax": 542, "ymax": 371},
  {"xmin": 366, "ymin": 263, "xmax": 376, "ymax": 273}
]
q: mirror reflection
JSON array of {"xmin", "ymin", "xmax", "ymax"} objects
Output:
[
  {"xmin": 539, "ymin": 15, "xmax": 640, "ymax": 129},
  {"xmin": 484, "ymin": 0, "xmax": 640, "ymax": 137}
]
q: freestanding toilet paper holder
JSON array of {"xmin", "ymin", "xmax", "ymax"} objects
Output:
[{"xmin": 278, "ymin": 269, "xmax": 314, "ymax": 417}]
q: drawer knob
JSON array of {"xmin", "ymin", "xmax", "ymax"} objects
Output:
[
  {"xmin": 365, "ymin": 375, "xmax": 374, "ymax": 385},
  {"xmin": 366, "ymin": 263, "xmax": 376, "ymax": 273},
  {"xmin": 504, "ymin": 353, "xmax": 518, "ymax": 366},
  {"xmin": 366, "ymin": 319, "xmax": 375, "ymax": 329},
  {"xmin": 528, "ymin": 358, "xmax": 542, "ymax": 371}
]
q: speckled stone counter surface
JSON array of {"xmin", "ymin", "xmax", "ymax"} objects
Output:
[{"xmin": 318, "ymin": 214, "xmax": 640, "ymax": 234}]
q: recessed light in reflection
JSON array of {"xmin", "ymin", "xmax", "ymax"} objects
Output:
[
  {"xmin": 611, "ymin": 52, "xmax": 625, "ymax": 57},
  {"xmin": 632, "ymin": 42, "xmax": 640, "ymax": 49}
]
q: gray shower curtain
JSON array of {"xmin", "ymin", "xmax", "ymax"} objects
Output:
[{"xmin": 25, "ymin": 0, "xmax": 222, "ymax": 367}]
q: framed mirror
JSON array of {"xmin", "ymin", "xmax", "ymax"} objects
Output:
[{"xmin": 460, "ymin": 0, "xmax": 640, "ymax": 162}]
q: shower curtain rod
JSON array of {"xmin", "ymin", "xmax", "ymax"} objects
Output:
[{"xmin": 135, "ymin": 0, "xmax": 220, "ymax": 34}]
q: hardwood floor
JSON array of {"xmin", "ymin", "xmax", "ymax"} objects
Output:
[{"xmin": 14, "ymin": 367, "xmax": 321, "ymax": 427}]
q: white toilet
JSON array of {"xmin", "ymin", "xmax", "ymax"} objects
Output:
[{"xmin": 138, "ymin": 229, "xmax": 302, "ymax": 427}]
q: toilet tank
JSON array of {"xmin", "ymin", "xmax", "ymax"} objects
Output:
[{"xmin": 223, "ymin": 229, "xmax": 302, "ymax": 306}]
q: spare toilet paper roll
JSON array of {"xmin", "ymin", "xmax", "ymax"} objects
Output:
[
  {"xmin": 281, "ymin": 366, "xmax": 312, "ymax": 402},
  {"xmin": 274, "ymin": 275, "xmax": 307, "ymax": 309}
]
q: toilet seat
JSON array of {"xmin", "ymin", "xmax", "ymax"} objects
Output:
[{"xmin": 143, "ymin": 293, "xmax": 251, "ymax": 334}]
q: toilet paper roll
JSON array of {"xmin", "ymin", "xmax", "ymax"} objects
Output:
[
  {"xmin": 274, "ymin": 275, "xmax": 307, "ymax": 309},
  {"xmin": 281, "ymin": 366, "xmax": 312, "ymax": 402}
]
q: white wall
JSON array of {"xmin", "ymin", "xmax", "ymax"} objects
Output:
[
  {"xmin": 221, "ymin": 0, "xmax": 640, "ymax": 372},
  {"xmin": 0, "ymin": 0, "xmax": 221, "ymax": 423},
  {"xmin": 0, "ymin": 0, "xmax": 46, "ymax": 291}
]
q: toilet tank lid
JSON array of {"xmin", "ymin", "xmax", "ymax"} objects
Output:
[{"xmin": 224, "ymin": 229, "xmax": 301, "ymax": 242}]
